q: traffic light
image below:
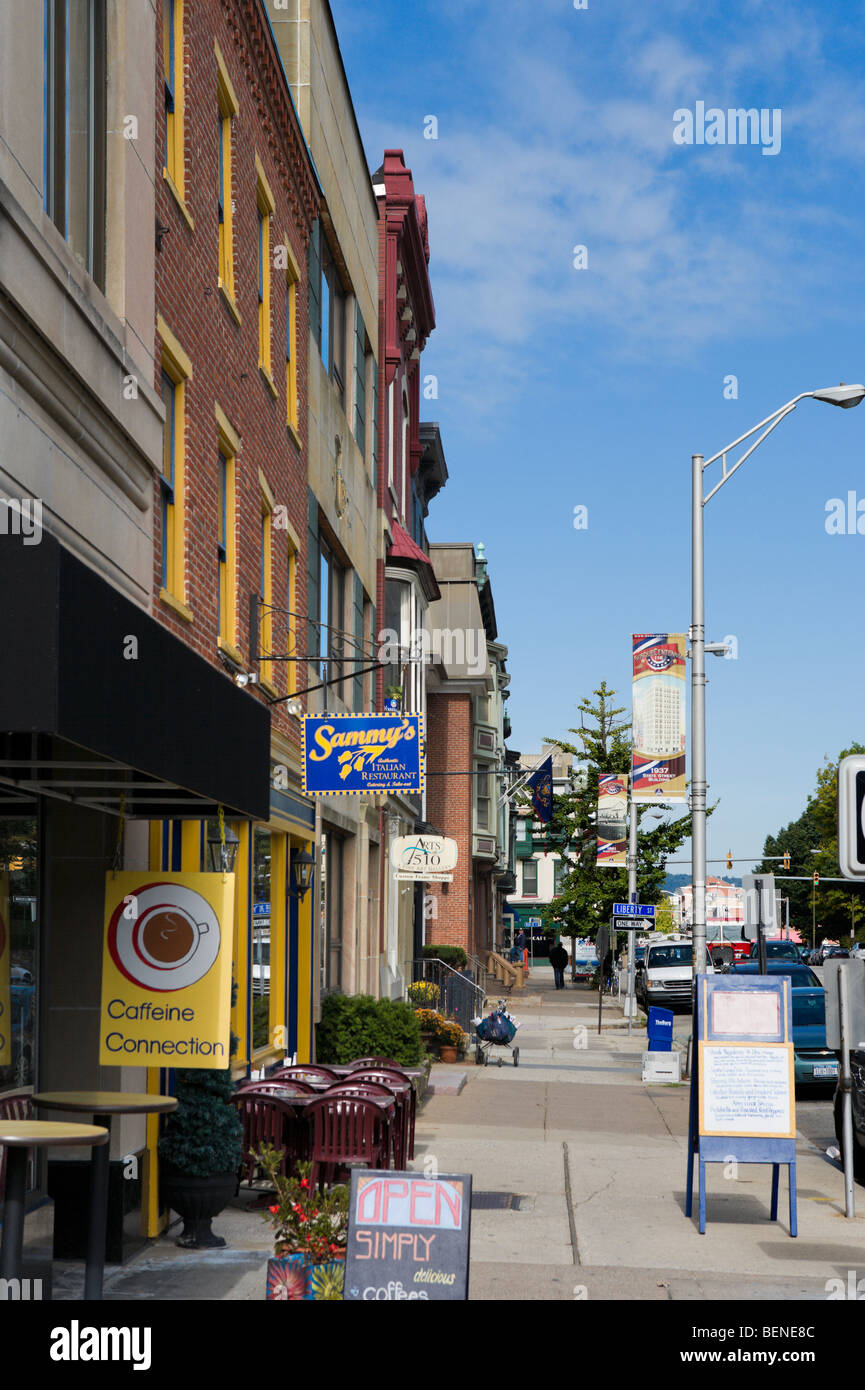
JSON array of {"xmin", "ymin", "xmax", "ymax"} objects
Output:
[
  {"xmin": 783, "ymin": 851, "xmax": 791, "ymax": 871},
  {"xmin": 813, "ymin": 871, "xmax": 819, "ymax": 886},
  {"xmin": 726, "ymin": 849, "xmax": 733, "ymax": 870}
]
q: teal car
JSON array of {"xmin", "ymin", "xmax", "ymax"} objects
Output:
[{"xmin": 726, "ymin": 961, "xmax": 839, "ymax": 1088}]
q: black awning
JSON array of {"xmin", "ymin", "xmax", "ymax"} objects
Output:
[{"xmin": 0, "ymin": 534, "xmax": 270, "ymax": 820}]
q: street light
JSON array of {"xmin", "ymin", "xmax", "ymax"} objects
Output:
[{"xmin": 690, "ymin": 384, "xmax": 864, "ymax": 975}]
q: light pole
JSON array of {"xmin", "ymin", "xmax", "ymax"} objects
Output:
[{"xmin": 690, "ymin": 384, "xmax": 865, "ymax": 975}]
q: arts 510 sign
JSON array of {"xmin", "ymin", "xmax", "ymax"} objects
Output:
[{"xmin": 302, "ymin": 713, "xmax": 424, "ymax": 796}]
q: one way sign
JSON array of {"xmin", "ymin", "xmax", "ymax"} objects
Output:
[{"xmin": 839, "ymin": 755, "xmax": 865, "ymax": 878}]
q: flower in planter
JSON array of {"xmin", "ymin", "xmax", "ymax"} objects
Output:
[
  {"xmin": 408, "ymin": 981, "xmax": 440, "ymax": 1009},
  {"xmin": 253, "ymin": 1149, "xmax": 349, "ymax": 1264},
  {"xmin": 309, "ymin": 1262, "xmax": 346, "ymax": 1301},
  {"xmin": 266, "ymin": 1259, "xmax": 309, "ymax": 1301}
]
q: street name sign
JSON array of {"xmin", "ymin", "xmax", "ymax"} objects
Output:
[
  {"xmin": 344, "ymin": 1170, "xmax": 472, "ymax": 1301},
  {"xmin": 612, "ymin": 903, "xmax": 656, "ymax": 917}
]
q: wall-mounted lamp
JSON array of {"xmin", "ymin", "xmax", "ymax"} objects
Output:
[
  {"xmin": 289, "ymin": 847, "xmax": 315, "ymax": 901},
  {"xmin": 207, "ymin": 824, "xmax": 240, "ymax": 873}
]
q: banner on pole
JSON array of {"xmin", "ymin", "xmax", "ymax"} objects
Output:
[
  {"xmin": 596, "ymin": 774, "xmax": 628, "ymax": 867},
  {"xmin": 631, "ymin": 633, "xmax": 686, "ymax": 802},
  {"xmin": 99, "ymin": 872, "xmax": 235, "ymax": 1069}
]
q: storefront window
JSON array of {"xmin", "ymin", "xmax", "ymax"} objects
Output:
[
  {"xmin": 252, "ymin": 828, "xmax": 271, "ymax": 1049},
  {"xmin": 0, "ymin": 817, "xmax": 39, "ymax": 1097}
]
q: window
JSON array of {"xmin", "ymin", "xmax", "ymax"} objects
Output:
[
  {"xmin": 522, "ymin": 860, "xmax": 538, "ymax": 897},
  {"xmin": 401, "ymin": 389, "xmax": 409, "ymax": 522},
  {"xmin": 476, "ymin": 767, "xmax": 491, "ymax": 831},
  {"xmin": 161, "ymin": 0, "xmax": 185, "ymax": 199},
  {"xmin": 158, "ymin": 317, "xmax": 192, "ymax": 616},
  {"xmin": 256, "ymin": 159, "xmax": 275, "ymax": 386},
  {"xmin": 352, "ymin": 573, "xmax": 365, "ymax": 711},
  {"xmin": 259, "ymin": 477, "xmax": 275, "ymax": 690},
  {"xmin": 215, "ymin": 404, "xmax": 239, "ymax": 653},
  {"xmin": 44, "ymin": 0, "xmax": 107, "ymax": 286},
  {"xmin": 286, "ymin": 541, "xmax": 297, "ymax": 698},
  {"xmin": 353, "ymin": 303, "xmax": 367, "ymax": 452},
  {"xmin": 283, "ymin": 239, "xmax": 301, "ymax": 435},
  {"xmin": 371, "ymin": 365, "xmax": 379, "ymax": 488},
  {"xmin": 215, "ymin": 43, "xmax": 239, "ymax": 305},
  {"xmin": 306, "ymin": 491, "xmax": 345, "ymax": 688},
  {"xmin": 554, "ymin": 860, "xmax": 566, "ymax": 895},
  {"xmin": 320, "ymin": 832, "xmax": 344, "ymax": 995},
  {"xmin": 0, "ymin": 816, "xmax": 39, "ymax": 1103},
  {"xmin": 516, "ymin": 819, "xmax": 527, "ymax": 842},
  {"xmin": 252, "ymin": 828, "xmax": 271, "ymax": 1046},
  {"xmin": 307, "ymin": 220, "xmax": 346, "ymax": 410}
]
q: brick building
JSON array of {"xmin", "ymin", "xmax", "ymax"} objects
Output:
[{"xmin": 153, "ymin": 0, "xmax": 321, "ymax": 1147}]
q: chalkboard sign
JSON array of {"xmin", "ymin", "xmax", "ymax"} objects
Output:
[{"xmin": 343, "ymin": 1170, "xmax": 472, "ymax": 1301}]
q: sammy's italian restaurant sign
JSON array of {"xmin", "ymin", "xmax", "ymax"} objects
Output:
[
  {"xmin": 302, "ymin": 713, "xmax": 424, "ymax": 796},
  {"xmin": 98, "ymin": 872, "xmax": 234, "ymax": 1068}
]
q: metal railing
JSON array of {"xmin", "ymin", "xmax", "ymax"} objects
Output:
[{"xmin": 411, "ymin": 958, "xmax": 486, "ymax": 1033}]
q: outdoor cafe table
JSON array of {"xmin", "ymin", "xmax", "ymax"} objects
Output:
[
  {"xmin": 34, "ymin": 1091, "xmax": 177, "ymax": 1300},
  {"xmin": 0, "ymin": 1119, "xmax": 108, "ymax": 1283}
]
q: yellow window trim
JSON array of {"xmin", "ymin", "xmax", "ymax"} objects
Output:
[
  {"xmin": 215, "ymin": 409, "xmax": 238, "ymax": 650},
  {"xmin": 214, "ymin": 39, "xmax": 239, "ymax": 115},
  {"xmin": 214, "ymin": 401, "xmax": 240, "ymax": 455},
  {"xmin": 157, "ymin": 315, "xmax": 193, "ymax": 380},
  {"xmin": 258, "ymin": 469, "xmax": 276, "ymax": 512},
  {"xmin": 259, "ymin": 676, "xmax": 278, "ymax": 699},
  {"xmin": 287, "ymin": 420, "xmax": 302, "ymax": 452},
  {"xmin": 163, "ymin": 168, "xmax": 195, "ymax": 230},
  {"xmin": 159, "ymin": 588, "xmax": 193, "ymax": 623},
  {"xmin": 216, "ymin": 43, "xmax": 238, "ymax": 305},
  {"xmin": 218, "ymin": 636, "xmax": 243, "ymax": 665},
  {"xmin": 219, "ymin": 281, "xmax": 242, "ymax": 325},
  {"xmin": 255, "ymin": 154, "xmax": 276, "ymax": 215},
  {"xmin": 163, "ymin": 0, "xmax": 185, "ymax": 196},
  {"xmin": 280, "ymin": 515, "xmax": 301, "ymax": 553},
  {"xmin": 281, "ymin": 232, "xmax": 301, "ymax": 284},
  {"xmin": 260, "ymin": 364, "xmax": 278, "ymax": 399}
]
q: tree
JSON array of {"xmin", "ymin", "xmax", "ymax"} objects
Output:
[
  {"xmin": 525, "ymin": 682, "xmax": 698, "ymax": 942},
  {"xmin": 755, "ymin": 742, "xmax": 865, "ymax": 944}
]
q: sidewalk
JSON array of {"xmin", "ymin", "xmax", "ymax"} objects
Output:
[
  {"xmin": 51, "ymin": 963, "xmax": 862, "ymax": 1300},
  {"xmin": 419, "ymin": 964, "xmax": 864, "ymax": 1301}
]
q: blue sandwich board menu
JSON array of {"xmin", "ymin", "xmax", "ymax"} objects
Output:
[
  {"xmin": 685, "ymin": 974, "xmax": 797, "ymax": 1235},
  {"xmin": 344, "ymin": 1170, "xmax": 472, "ymax": 1300}
]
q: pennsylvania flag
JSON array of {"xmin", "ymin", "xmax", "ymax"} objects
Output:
[{"xmin": 528, "ymin": 755, "xmax": 554, "ymax": 824}]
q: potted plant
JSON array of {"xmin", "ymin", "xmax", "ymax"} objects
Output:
[
  {"xmin": 254, "ymin": 1148, "xmax": 348, "ymax": 1301},
  {"xmin": 414, "ymin": 1006, "xmax": 445, "ymax": 1053},
  {"xmin": 384, "ymin": 684, "xmax": 403, "ymax": 711},
  {"xmin": 438, "ymin": 1019, "xmax": 465, "ymax": 1064},
  {"xmin": 158, "ymin": 1053, "xmax": 242, "ymax": 1250}
]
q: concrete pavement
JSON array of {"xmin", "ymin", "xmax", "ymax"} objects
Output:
[{"xmin": 417, "ymin": 965, "xmax": 864, "ymax": 1301}]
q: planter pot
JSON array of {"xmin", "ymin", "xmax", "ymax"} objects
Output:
[
  {"xmin": 160, "ymin": 1165, "xmax": 237, "ymax": 1249},
  {"xmin": 266, "ymin": 1255, "xmax": 345, "ymax": 1301},
  {"xmin": 439, "ymin": 1045, "xmax": 458, "ymax": 1064},
  {"xmin": 420, "ymin": 1031, "xmax": 437, "ymax": 1051}
]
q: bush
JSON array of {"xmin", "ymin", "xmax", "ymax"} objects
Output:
[
  {"xmin": 408, "ymin": 980, "xmax": 440, "ymax": 1008},
  {"xmin": 422, "ymin": 944, "xmax": 467, "ymax": 971},
  {"xmin": 158, "ymin": 1064, "xmax": 242, "ymax": 1177},
  {"xmin": 315, "ymin": 994, "xmax": 422, "ymax": 1066},
  {"xmin": 252, "ymin": 995, "xmax": 270, "ymax": 1050}
]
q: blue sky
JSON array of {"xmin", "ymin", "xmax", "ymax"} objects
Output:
[{"xmin": 332, "ymin": 0, "xmax": 865, "ymax": 878}]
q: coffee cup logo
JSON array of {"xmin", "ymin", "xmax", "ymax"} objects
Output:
[{"xmin": 108, "ymin": 883, "xmax": 221, "ymax": 992}]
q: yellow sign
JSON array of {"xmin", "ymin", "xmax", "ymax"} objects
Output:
[
  {"xmin": 0, "ymin": 871, "xmax": 10, "ymax": 1066},
  {"xmin": 99, "ymin": 872, "xmax": 234, "ymax": 1069}
]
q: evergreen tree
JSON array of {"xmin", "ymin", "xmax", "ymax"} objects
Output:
[
  {"xmin": 524, "ymin": 681, "xmax": 699, "ymax": 942},
  {"xmin": 755, "ymin": 742, "xmax": 865, "ymax": 945}
]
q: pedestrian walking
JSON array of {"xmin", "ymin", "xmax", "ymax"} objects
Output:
[
  {"xmin": 516, "ymin": 928, "xmax": 526, "ymax": 954},
  {"xmin": 549, "ymin": 939, "xmax": 569, "ymax": 990}
]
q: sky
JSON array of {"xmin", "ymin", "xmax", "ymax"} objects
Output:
[{"xmin": 331, "ymin": 0, "xmax": 865, "ymax": 876}]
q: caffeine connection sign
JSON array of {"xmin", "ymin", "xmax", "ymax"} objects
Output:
[{"xmin": 344, "ymin": 1170, "xmax": 472, "ymax": 1300}]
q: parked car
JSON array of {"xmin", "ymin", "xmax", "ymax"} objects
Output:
[
  {"xmin": 636, "ymin": 937, "xmax": 711, "ymax": 1012},
  {"xmin": 726, "ymin": 961, "xmax": 838, "ymax": 1089},
  {"xmin": 825, "ymin": 947, "xmax": 850, "ymax": 959},
  {"xmin": 748, "ymin": 939, "xmax": 801, "ymax": 961}
]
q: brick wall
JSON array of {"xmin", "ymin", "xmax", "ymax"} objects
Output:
[
  {"xmin": 425, "ymin": 691, "xmax": 473, "ymax": 949},
  {"xmin": 154, "ymin": 0, "xmax": 318, "ymax": 756}
]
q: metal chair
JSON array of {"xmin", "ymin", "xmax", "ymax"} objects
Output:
[
  {"xmin": 303, "ymin": 1095, "xmax": 391, "ymax": 1189},
  {"xmin": 269, "ymin": 1065, "xmax": 340, "ymax": 1085},
  {"xmin": 325, "ymin": 1081, "xmax": 406, "ymax": 1168},
  {"xmin": 234, "ymin": 1079, "xmax": 315, "ymax": 1097},
  {"xmin": 0, "ymin": 1091, "xmax": 35, "ymax": 1197},
  {"xmin": 231, "ymin": 1091, "xmax": 304, "ymax": 1183},
  {"xmin": 347, "ymin": 1057, "xmax": 406, "ymax": 1071},
  {"xmin": 350, "ymin": 1069, "xmax": 416, "ymax": 1160}
]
